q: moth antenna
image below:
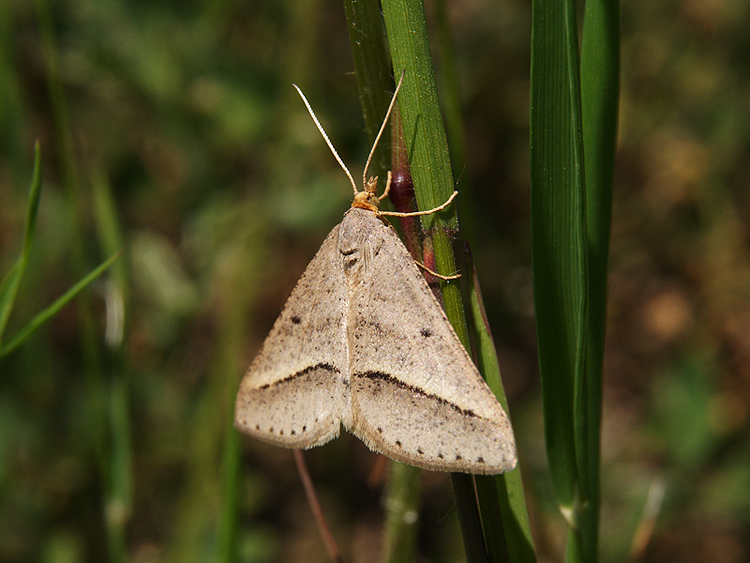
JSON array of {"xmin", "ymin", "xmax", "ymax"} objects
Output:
[
  {"xmin": 293, "ymin": 84, "xmax": 358, "ymax": 197},
  {"xmin": 380, "ymin": 171, "xmax": 393, "ymax": 202},
  {"xmin": 364, "ymin": 70, "xmax": 406, "ymax": 199}
]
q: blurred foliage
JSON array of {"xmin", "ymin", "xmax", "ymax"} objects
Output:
[{"xmin": 1, "ymin": 0, "xmax": 750, "ymax": 562}]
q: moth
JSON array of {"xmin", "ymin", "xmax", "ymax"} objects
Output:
[{"xmin": 235, "ymin": 74, "xmax": 516, "ymax": 474}]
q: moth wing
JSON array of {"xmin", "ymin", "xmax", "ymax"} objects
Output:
[
  {"xmin": 343, "ymin": 211, "xmax": 516, "ymax": 474},
  {"xmin": 235, "ymin": 225, "xmax": 349, "ymax": 449}
]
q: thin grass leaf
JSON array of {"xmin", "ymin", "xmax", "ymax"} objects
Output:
[
  {"xmin": 37, "ymin": 0, "xmax": 110, "ymax": 478},
  {"xmin": 381, "ymin": 1, "xmax": 512, "ymax": 562},
  {"xmin": 433, "ymin": 0, "xmax": 467, "ymax": 181},
  {"xmin": 453, "ymin": 473, "xmax": 490, "ymax": 563},
  {"xmin": 344, "ymin": 0, "xmax": 394, "ymax": 186},
  {"xmin": 529, "ymin": 0, "xmax": 620, "ymax": 560},
  {"xmin": 218, "ymin": 421, "xmax": 241, "ymax": 563},
  {"xmin": 0, "ymin": 265, "xmax": 21, "ymax": 336},
  {"xmin": 380, "ymin": 0, "xmax": 463, "ymax": 337},
  {"xmin": 104, "ymin": 371, "xmax": 131, "ymax": 559},
  {"xmin": 347, "ymin": 3, "xmax": 532, "ymax": 561},
  {"xmin": 343, "ymin": 7, "xmax": 425, "ymax": 562},
  {"xmin": 216, "ymin": 237, "xmax": 274, "ymax": 562},
  {"xmin": 92, "ymin": 170, "xmax": 129, "ymax": 308},
  {"xmin": 92, "ymin": 170, "xmax": 133, "ymax": 561},
  {"xmin": 0, "ymin": 251, "xmax": 122, "ymax": 358},
  {"xmin": 342, "ymin": 10, "xmax": 420, "ymax": 559},
  {"xmin": 529, "ymin": 0, "xmax": 587, "ymax": 536},
  {"xmin": 0, "ymin": 142, "xmax": 42, "ymax": 343},
  {"xmin": 381, "ymin": 462, "xmax": 422, "ymax": 563},
  {"xmin": 473, "ymin": 477, "xmax": 508, "ymax": 563},
  {"xmin": 20, "ymin": 143, "xmax": 43, "ymax": 269},
  {"xmin": 577, "ymin": 0, "xmax": 620, "ymax": 558},
  {"xmin": 466, "ymin": 248, "xmax": 537, "ymax": 563}
]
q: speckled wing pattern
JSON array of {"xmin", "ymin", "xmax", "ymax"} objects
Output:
[
  {"xmin": 234, "ymin": 207, "xmax": 517, "ymax": 474},
  {"xmin": 234, "ymin": 226, "xmax": 350, "ymax": 449},
  {"xmin": 339, "ymin": 208, "xmax": 516, "ymax": 474}
]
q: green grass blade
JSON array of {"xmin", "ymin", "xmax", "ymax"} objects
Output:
[
  {"xmin": 0, "ymin": 265, "xmax": 21, "ymax": 339},
  {"xmin": 473, "ymin": 476, "xmax": 508, "ymax": 563},
  {"xmin": 0, "ymin": 251, "xmax": 122, "ymax": 358},
  {"xmin": 343, "ymin": 7, "xmax": 423, "ymax": 562},
  {"xmin": 91, "ymin": 170, "xmax": 133, "ymax": 562},
  {"xmin": 381, "ymin": 0, "xmax": 486, "ymax": 560},
  {"xmin": 530, "ymin": 0, "xmax": 588, "ymax": 539},
  {"xmin": 343, "ymin": 0, "xmax": 394, "ymax": 185},
  {"xmin": 381, "ymin": 463, "xmax": 422, "ymax": 563},
  {"xmin": 0, "ymin": 142, "xmax": 42, "ymax": 343},
  {"xmin": 467, "ymin": 249, "xmax": 537, "ymax": 563},
  {"xmin": 380, "ymin": 0, "xmax": 462, "ymax": 332},
  {"xmin": 218, "ymin": 419, "xmax": 241, "ymax": 563},
  {"xmin": 380, "ymin": 0, "xmax": 458, "ymax": 226},
  {"xmin": 20, "ymin": 143, "xmax": 43, "ymax": 267},
  {"xmin": 381, "ymin": 1, "xmax": 529, "ymax": 562},
  {"xmin": 37, "ymin": 0, "xmax": 110, "ymax": 470},
  {"xmin": 433, "ymin": 0, "xmax": 467, "ymax": 181},
  {"xmin": 578, "ymin": 0, "xmax": 620, "ymax": 558},
  {"xmin": 348, "ymin": 2, "xmax": 535, "ymax": 561},
  {"xmin": 452, "ymin": 473, "xmax": 490, "ymax": 563}
]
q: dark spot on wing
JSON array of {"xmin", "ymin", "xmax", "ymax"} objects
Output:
[
  {"xmin": 396, "ymin": 440, "xmax": 402, "ymax": 448},
  {"xmin": 291, "ymin": 315, "xmax": 302, "ymax": 324},
  {"xmin": 417, "ymin": 448, "xmax": 424, "ymax": 455},
  {"xmin": 477, "ymin": 457, "xmax": 485, "ymax": 463},
  {"xmin": 420, "ymin": 328, "xmax": 432, "ymax": 337}
]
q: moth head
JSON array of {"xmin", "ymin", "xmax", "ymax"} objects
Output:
[{"xmin": 351, "ymin": 177, "xmax": 381, "ymax": 212}]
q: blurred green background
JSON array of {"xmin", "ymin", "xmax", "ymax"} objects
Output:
[{"xmin": 2, "ymin": 0, "xmax": 750, "ymax": 562}]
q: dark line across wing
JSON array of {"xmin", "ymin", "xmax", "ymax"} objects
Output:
[
  {"xmin": 257, "ymin": 362, "xmax": 340, "ymax": 390},
  {"xmin": 355, "ymin": 371, "xmax": 480, "ymax": 419}
]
